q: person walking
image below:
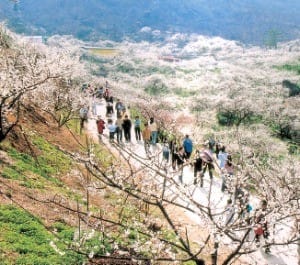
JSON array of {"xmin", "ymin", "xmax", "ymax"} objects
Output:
[
  {"xmin": 173, "ymin": 146, "xmax": 187, "ymax": 184},
  {"xmin": 96, "ymin": 116, "xmax": 105, "ymax": 142},
  {"xmin": 122, "ymin": 115, "xmax": 132, "ymax": 143},
  {"xmin": 149, "ymin": 117, "xmax": 158, "ymax": 145},
  {"xmin": 253, "ymin": 199, "xmax": 270, "ymax": 253},
  {"xmin": 183, "ymin": 135, "xmax": 193, "ymax": 159},
  {"xmin": 106, "ymin": 101, "xmax": 114, "ymax": 117},
  {"xmin": 115, "ymin": 117, "xmax": 123, "ymax": 144},
  {"xmin": 103, "ymin": 88, "xmax": 110, "ymax": 101},
  {"xmin": 215, "ymin": 141, "xmax": 222, "ymax": 159},
  {"xmin": 115, "ymin": 99, "xmax": 125, "ymax": 118},
  {"xmin": 199, "ymin": 142, "xmax": 215, "ymax": 187},
  {"xmin": 142, "ymin": 123, "xmax": 151, "ymax": 156},
  {"xmin": 134, "ymin": 116, "xmax": 141, "ymax": 142},
  {"xmin": 193, "ymin": 150, "xmax": 203, "ymax": 185},
  {"xmin": 218, "ymin": 145, "xmax": 228, "ymax": 169},
  {"xmin": 169, "ymin": 137, "xmax": 178, "ymax": 170},
  {"xmin": 162, "ymin": 142, "xmax": 170, "ymax": 164},
  {"xmin": 107, "ymin": 119, "xmax": 116, "ymax": 143},
  {"xmin": 95, "ymin": 86, "xmax": 104, "ymax": 99},
  {"xmin": 79, "ymin": 106, "xmax": 89, "ymax": 134},
  {"xmin": 208, "ymin": 138, "xmax": 215, "ymax": 153},
  {"xmin": 221, "ymin": 158, "xmax": 234, "ymax": 192}
]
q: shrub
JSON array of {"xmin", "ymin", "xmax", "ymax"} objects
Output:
[
  {"xmin": 282, "ymin": 80, "xmax": 300, "ymax": 97},
  {"xmin": 0, "ymin": 26, "xmax": 12, "ymax": 48},
  {"xmin": 288, "ymin": 142, "xmax": 299, "ymax": 155},
  {"xmin": 144, "ymin": 78, "xmax": 169, "ymax": 96},
  {"xmin": 217, "ymin": 110, "xmax": 262, "ymax": 127},
  {"xmin": 269, "ymin": 120, "xmax": 296, "ymax": 140},
  {"xmin": 116, "ymin": 62, "xmax": 135, "ymax": 73}
]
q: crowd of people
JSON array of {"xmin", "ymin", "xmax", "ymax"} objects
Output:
[{"xmin": 79, "ymin": 82, "xmax": 272, "ymax": 254}]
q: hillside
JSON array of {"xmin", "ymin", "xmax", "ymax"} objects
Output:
[
  {"xmin": 0, "ymin": 26, "xmax": 217, "ymax": 265},
  {"xmin": 1, "ymin": 26, "xmax": 300, "ymax": 265},
  {"xmin": 1, "ymin": 0, "xmax": 300, "ymax": 44},
  {"xmin": 68, "ymin": 33, "xmax": 300, "ymax": 151},
  {"xmin": 0, "ymin": 105, "xmax": 174, "ymax": 264},
  {"xmin": 0, "ymin": 27, "xmax": 173, "ymax": 264}
]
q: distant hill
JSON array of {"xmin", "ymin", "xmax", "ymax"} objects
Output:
[{"xmin": 1, "ymin": 0, "xmax": 300, "ymax": 44}]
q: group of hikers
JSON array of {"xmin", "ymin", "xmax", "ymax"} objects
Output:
[
  {"xmin": 171, "ymin": 138, "xmax": 270, "ymax": 253},
  {"xmin": 79, "ymin": 82, "xmax": 272, "ymax": 254}
]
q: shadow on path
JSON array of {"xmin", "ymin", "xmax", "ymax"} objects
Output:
[{"xmin": 260, "ymin": 248, "xmax": 287, "ymax": 265}]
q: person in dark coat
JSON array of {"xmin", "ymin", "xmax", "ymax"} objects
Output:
[
  {"xmin": 173, "ymin": 146, "xmax": 187, "ymax": 184},
  {"xmin": 193, "ymin": 150, "xmax": 202, "ymax": 185},
  {"xmin": 199, "ymin": 143, "xmax": 215, "ymax": 187},
  {"xmin": 122, "ymin": 115, "xmax": 132, "ymax": 142}
]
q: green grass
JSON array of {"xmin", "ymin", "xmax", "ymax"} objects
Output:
[
  {"xmin": 31, "ymin": 135, "xmax": 72, "ymax": 174},
  {"xmin": 1, "ymin": 135, "xmax": 72, "ymax": 187},
  {"xmin": 93, "ymin": 143, "xmax": 114, "ymax": 168},
  {"xmin": 66, "ymin": 117, "xmax": 82, "ymax": 135},
  {"xmin": 0, "ymin": 205, "xmax": 85, "ymax": 265},
  {"xmin": 161, "ymin": 229, "xmax": 178, "ymax": 243},
  {"xmin": 1, "ymin": 148, "xmax": 54, "ymax": 186}
]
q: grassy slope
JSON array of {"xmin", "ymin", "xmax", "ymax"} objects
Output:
[
  {"xmin": 0, "ymin": 108, "xmax": 92, "ymax": 263},
  {"xmin": 0, "ymin": 107, "xmax": 166, "ymax": 264}
]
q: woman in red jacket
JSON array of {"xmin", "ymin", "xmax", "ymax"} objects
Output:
[{"xmin": 96, "ymin": 116, "xmax": 105, "ymax": 142}]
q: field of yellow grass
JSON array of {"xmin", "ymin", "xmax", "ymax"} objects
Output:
[{"xmin": 88, "ymin": 48, "xmax": 119, "ymax": 57}]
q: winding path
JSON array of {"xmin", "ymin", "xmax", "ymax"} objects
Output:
[{"xmin": 84, "ymin": 95, "xmax": 297, "ymax": 265}]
